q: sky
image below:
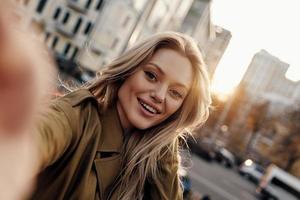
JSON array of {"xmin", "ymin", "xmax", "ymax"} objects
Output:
[{"xmin": 210, "ymin": 0, "xmax": 300, "ymax": 95}]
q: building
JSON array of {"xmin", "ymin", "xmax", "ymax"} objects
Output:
[
  {"xmin": 78, "ymin": 0, "xmax": 145, "ymax": 70},
  {"xmin": 18, "ymin": 0, "xmax": 196, "ymax": 78},
  {"xmin": 19, "ymin": 0, "xmax": 147, "ymax": 74},
  {"xmin": 180, "ymin": 0, "xmax": 232, "ymax": 78},
  {"xmin": 204, "ymin": 26, "xmax": 231, "ymax": 77},
  {"xmin": 226, "ymin": 50, "xmax": 300, "ymax": 161},
  {"xmin": 126, "ymin": 0, "xmax": 194, "ymax": 47},
  {"xmin": 241, "ymin": 49, "xmax": 300, "ymax": 112},
  {"xmin": 18, "ymin": 0, "xmax": 231, "ymax": 83},
  {"xmin": 230, "ymin": 50, "xmax": 300, "ymax": 135}
]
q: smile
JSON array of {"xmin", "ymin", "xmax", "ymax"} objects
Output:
[{"xmin": 138, "ymin": 98, "xmax": 161, "ymax": 115}]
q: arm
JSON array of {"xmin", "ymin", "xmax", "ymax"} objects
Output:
[
  {"xmin": 0, "ymin": 1, "xmax": 57, "ymax": 199},
  {"xmin": 35, "ymin": 100, "xmax": 75, "ymax": 170}
]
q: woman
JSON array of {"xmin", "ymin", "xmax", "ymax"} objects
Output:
[{"xmin": 0, "ymin": 2, "xmax": 211, "ymax": 200}]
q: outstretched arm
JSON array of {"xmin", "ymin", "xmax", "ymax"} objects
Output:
[{"xmin": 0, "ymin": 1, "xmax": 57, "ymax": 199}]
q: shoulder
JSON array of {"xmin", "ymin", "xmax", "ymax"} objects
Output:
[
  {"xmin": 50, "ymin": 89, "xmax": 101, "ymax": 131},
  {"xmin": 56, "ymin": 89, "xmax": 98, "ymax": 107}
]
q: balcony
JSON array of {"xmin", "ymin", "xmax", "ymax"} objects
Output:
[
  {"xmin": 90, "ymin": 42, "xmax": 104, "ymax": 56},
  {"xmin": 67, "ymin": 0, "xmax": 88, "ymax": 13},
  {"xmin": 55, "ymin": 22, "xmax": 75, "ymax": 38}
]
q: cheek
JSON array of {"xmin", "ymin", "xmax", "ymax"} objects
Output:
[
  {"xmin": 165, "ymin": 99, "xmax": 183, "ymax": 116},
  {"xmin": 118, "ymin": 81, "xmax": 132, "ymax": 106},
  {"xmin": 118, "ymin": 76, "xmax": 142, "ymax": 101}
]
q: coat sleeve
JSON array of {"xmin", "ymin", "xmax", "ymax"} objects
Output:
[
  {"xmin": 34, "ymin": 99, "xmax": 75, "ymax": 170},
  {"xmin": 145, "ymin": 140, "xmax": 184, "ymax": 200}
]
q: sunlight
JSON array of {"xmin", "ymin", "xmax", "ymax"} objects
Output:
[
  {"xmin": 286, "ymin": 66, "xmax": 300, "ymax": 82},
  {"xmin": 210, "ymin": 0, "xmax": 300, "ymax": 95}
]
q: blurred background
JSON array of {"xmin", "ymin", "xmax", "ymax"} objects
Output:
[{"xmin": 15, "ymin": 0, "xmax": 300, "ymax": 199}]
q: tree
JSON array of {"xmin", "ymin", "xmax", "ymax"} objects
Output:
[
  {"xmin": 245, "ymin": 101, "xmax": 269, "ymax": 154},
  {"xmin": 281, "ymin": 109, "xmax": 300, "ymax": 171},
  {"xmin": 269, "ymin": 108, "xmax": 300, "ymax": 174}
]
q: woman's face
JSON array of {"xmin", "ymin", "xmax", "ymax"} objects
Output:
[{"xmin": 117, "ymin": 48, "xmax": 193, "ymax": 130}]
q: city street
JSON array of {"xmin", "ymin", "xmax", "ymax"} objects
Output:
[
  {"xmin": 189, "ymin": 154, "xmax": 258, "ymax": 200},
  {"xmin": 2, "ymin": 1, "xmax": 300, "ymax": 200}
]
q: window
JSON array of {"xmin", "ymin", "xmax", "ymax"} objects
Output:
[
  {"xmin": 84, "ymin": 22, "xmax": 93, "ymax": 35},
  {"xmin": 271, "ymin": 177, "xmax": 300, "ymax": 198},
  {"xmin": 255, "ymin": 165, "xmax": 265, "ymax": 173},
  {"xmin": 63, "ymin": 43, "xmax": 71, "ymax": 56},
  {"xmin": 71, "ymin": 47, "xmax": 79, "ymax": 60},
  {"xmin": 53, "ymin": 7, "xmax": 61, "ymax": 20},
  {"xmin": 36, "ymin": 0, "xmax": 48, "ymax": 13},
  {"xmin": 44, "ymin": 32, "xmax": 51, "ymax": 42},
  {"xmin": 95, "ymin": 0, "xmax": 103, "ymax": 10},
  {"xmin": 62, "ymin": 12, "xmax": 70, "ymax": 24},
  {"xmin": 85, "ymin": 0, "xmax": 92, "ymax": 9},
  {"xmin": 73, "ymin": 17, "xmax": 83, "ymax": 34},
  {"xmin": 52, "ymin": 36, "xmax": 59, "ymax": 49}
]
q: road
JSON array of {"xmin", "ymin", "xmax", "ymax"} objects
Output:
[{"xmin": 188, "ymin": 154, "xmax": 258, "ymax": 200}]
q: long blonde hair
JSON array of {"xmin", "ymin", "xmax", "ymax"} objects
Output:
[{"xmin": 88, "ymin": 31, "xmax": 211, "ymax": 199}]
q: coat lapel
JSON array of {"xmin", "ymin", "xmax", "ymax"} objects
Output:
[
  {"xmin": 98, "ymin": 105, "xmax": 124, "ymax": 152},
  {"xmin": 94, "ymin": 105, "xmax": 124, "ymax": 199}
]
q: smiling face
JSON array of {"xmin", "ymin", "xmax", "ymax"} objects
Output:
[{"xmin": 117, "ymin": 48, "xmax": 193, "ymax": 130}]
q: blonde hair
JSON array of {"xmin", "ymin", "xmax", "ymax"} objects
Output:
[{"xmin": 88, "ymin": 31, "xmax": 211, "ymax": 199}]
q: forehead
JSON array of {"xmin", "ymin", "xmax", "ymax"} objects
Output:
[{"xmin": 148, "ymin": 48, "xmax": 193, "ymax": 89}]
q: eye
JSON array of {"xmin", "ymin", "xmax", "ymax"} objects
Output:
[
  {"xmin": 169, "ymin": 89, "xmax": 183, "ymax": 99},
  {"xmin": 144, "ymin": 71, "xmax": 157, "ymax": 81}
]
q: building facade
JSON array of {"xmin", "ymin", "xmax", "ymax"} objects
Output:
[
  {"xmin": 226, "ymin": 50, "xmax": 300, "ymax": 162},
  {"xmin": 180, "ymin": 0, "xmax": 232, "ymax": 78},
  {"xmin": 18, "ymin": 0, "xmax": 195, "ymax": 74},
  {"xmin": 125, "ymin": 0, "xmax": 194, "ymax": 48},
  {"xmin": 241, "ymin": 50, "xmax": 300, "ymax": 110},
  {"xmin": 19, "ymin": 0, "xmax": 144, "ymax": 73},
  {"xmin": 229, "ymin": 50, "xmax": 300, "ymax": 136},
  {"xmin": 18, "ymin": 0, "xmax": 231, "ymax": 82}
]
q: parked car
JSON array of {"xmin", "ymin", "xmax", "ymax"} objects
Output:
[
  {"xmin": 187, "ymin": 137, "xmax": 215, "ymax": 161},
  {"xmin": 239, "ymin": 159, "xmax": 265, "ymax": 184},
  {"xmin": 256, "ymin": 164, "xmax": 300, "ymax": 200},
  {"xmin": 214, "ymin": 147, "xmax": 235, "ymax": 168}
]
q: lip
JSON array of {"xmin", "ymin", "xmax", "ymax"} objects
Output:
[{"xmin": 137, "ymin": 97, "xmax": 162, "ymax": 115}]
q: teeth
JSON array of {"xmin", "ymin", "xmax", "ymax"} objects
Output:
[{"xmin": 140, "ymin": 101, "xmax": 158, "ymax": 114}]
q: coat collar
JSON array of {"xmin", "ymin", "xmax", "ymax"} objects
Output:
[
  {"xmin": 67, "ymin": 89, "xmax": 124, "ymax": 153},
  {"xmin": 98, "ymin": 105, "xmax": 124, "ymax": 153}
]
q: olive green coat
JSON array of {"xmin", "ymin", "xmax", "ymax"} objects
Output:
[{"xmin": 29, "ymin": 89, "xmax": 183, "ymax": 200}]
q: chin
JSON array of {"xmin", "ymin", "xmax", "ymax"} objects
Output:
[
  {"xmin": 133, "ymin": 119, "xmax": 164, "ymax": 130},
  {"xmin": 130, "ymin": 118, "xmax": 154, "ymax": 130},
  {"xmin": 133, "ymin": 122, "xmax": 151, "ymax": 130}
]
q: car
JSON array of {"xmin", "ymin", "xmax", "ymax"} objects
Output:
[
  {"xmin": 239, "ymin": 159, "xmax": 265, "ymax": 184},
  {"xmin": 214, "ymin": 147, "xmax": 235, "ymax": 168},
  {"xmin": 256, "ymin": 164, "xmax": 300, "ymax": 200},
  {"xmin": 187, "ymin": 137, "xmax": 215, "ymax": 161}
]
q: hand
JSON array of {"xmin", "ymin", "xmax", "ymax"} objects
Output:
[
  {"xmin": 0, "ymin": 2, "xmax": 56, "ymax": 135},
  {"xmin": 0, "ymin": 1, "xmax": 57, "ymax": 199}
]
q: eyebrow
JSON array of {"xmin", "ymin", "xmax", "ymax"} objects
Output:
[
  {"xmin": 148, "ymin": 62, "xmax": 165, "ymax": 75},
  {"xmin": 147, "ymin": 62, "xmax": 189, "ymax": 91}
]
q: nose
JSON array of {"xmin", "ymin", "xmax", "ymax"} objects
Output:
[{"xmin": 151, "ymin": 85, "xmax": 168, "ymax": 104}]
